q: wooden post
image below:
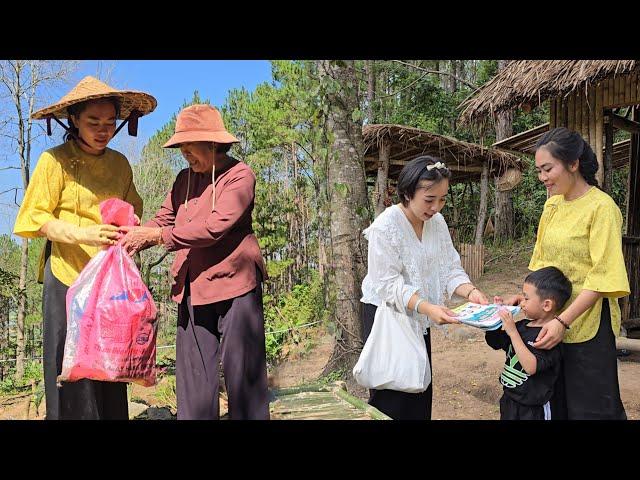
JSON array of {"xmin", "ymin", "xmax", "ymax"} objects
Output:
[
  {"xmin": 460, "ymin": 243, "xmax": 485, "ymax": 282},
  {"xmin": 618, "ymin": 75, "xmax": 625, "ymax": 105},
  {"xmin": 472, "ymin": 244, "xmax": 477, "ymax": 281},
  {"xmin": 595, "ymin": 83, "xmax": 604, "ymax": 188},
  {"xmin": 611, "ymin": 113, "xmax": 640, "ymax": 134},
  {"xmin": 588, "ymin": 86, "xmax": 597, "ymax": 162},
  {"xmin": 581, "ymin": 90, "xmax": 589, "ymax": 140},
  {"xmin": 616, "ymin": 337, "xmax": 640, "ymax": 352},
  {"xmin": 609, "ymin": 77, "xmax": 616, "ymax": 107},
  {"xmin": 374, "ymin": 140, "xmax": 390, "ymax": 217},
  {"xmin": 603, "ymin": 78, "xmax": 610, "ymax": 110},
  {"xmin": 622, "ymin": 108, "xmax": 640, "ymax": 327},
  {"xmin": 459, "ymin": 243, "xmax": 467, "ymax": 276},
  {"xmin": 575, "ymin": 94, "xmax": 582, "ymax": 135},
  {"xmin": 588, "ymin": 87, "xmax": 604, "ymax": 185},
  {"xmin": 567, "ymin": 92, "xmax": 575, "ymax": 130},
  {"xmin": 604, "ymin": 112, "xmax": 614, "ymax": 194},
  {"xmin": 628, "ymin": 107, "xmax": 640, "ymax": 237},
  {"xmin": 558, "ymin": 97, "xmax": 566, "ymax": 127},
  {"xmin": 550, "ymin": 99, "xmax": 557, "ymax": 129},
  {"xmin": 475, "ymin": 162, "xmax": 489, "ymax": 246},
  {"xmin": 625, "ymin": 73, "xmax": 632, "ymax": 104}
]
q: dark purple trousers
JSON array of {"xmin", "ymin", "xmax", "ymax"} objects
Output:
[{"xmin": 176, "ymin": 270, "xmax": 269, "ymax": 420}]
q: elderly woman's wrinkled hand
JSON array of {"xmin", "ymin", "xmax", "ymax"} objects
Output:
[{"xmin": 119, "ymin": 226, "xmax": 162, "ymax": 256}]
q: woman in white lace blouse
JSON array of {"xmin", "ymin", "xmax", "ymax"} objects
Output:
[{"xmin": 360, "ymin": 155, "xmax": 489, "ymax": 420}]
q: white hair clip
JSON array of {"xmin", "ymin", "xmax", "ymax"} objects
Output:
[{"xmin": 426, "ymin": 161, "xmax": 446, "ymax": 171}]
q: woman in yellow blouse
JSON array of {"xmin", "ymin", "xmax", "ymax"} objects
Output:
[
  {"xmin": 13, "ymin": 77, "xmax": 156, "ymax": 420},
  {"xmin": 503, "ymin": 127, "xmax": 630, "ymax": 419}
]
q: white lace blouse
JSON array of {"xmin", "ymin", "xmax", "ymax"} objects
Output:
[{"xmin": 360, "ymin": 205, "xmax": 471, "ymax": 334}]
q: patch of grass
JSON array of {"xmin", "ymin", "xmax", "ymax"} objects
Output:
[
  {"xmin": 318, "ymin": 368, "xmax": 345, "ymax": 386},
  {"xmin": 154, "ymin": 374, "xmax": 177, "ymax": 413},
  {"xmin": 156, "ymin": 351, "xmax": 176, "ymax": 376}
]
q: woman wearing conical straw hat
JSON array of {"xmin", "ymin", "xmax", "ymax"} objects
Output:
[
  {"xmin": 119, "ymin": 104, "xmax": 269, "ymax": 420},
  {"xmin": 13, "ymin": 76, "xmax": 157, "ymax": 420}
]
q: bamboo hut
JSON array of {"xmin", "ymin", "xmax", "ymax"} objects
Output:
[
  {"xmin": 460, "ymin": 60, "xmax": 640, "ymax": 330},
  {"xmin": 363, "ymin": 124, "xmax": 525, "ymax": 280},
  {"xmin": 492, "ymin": 122, "xmax": 633, "ymax": 171}
]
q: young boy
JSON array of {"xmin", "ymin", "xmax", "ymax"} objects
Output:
[{"xmin": 486, "ymin": 266, "xmax": 572, "ymax": 420}]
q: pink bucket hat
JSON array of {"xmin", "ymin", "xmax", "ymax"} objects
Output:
[{"xmin": 163, "ymin": 104, "xmax": 239, "ymax": 148}]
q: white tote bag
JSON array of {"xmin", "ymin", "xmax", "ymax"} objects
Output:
[{"xmin": 352, "ymin": 303, "xmax": 431, "ymax": 393}]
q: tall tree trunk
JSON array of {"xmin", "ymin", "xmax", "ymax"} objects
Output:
[
  {"xmin": 318, "ymin": 60, "xmax": 370, "ymax": 374},
  {"xmin": 365, "ymin": 60, "xmax": 376, "ymax": 124},
  {"xmin": 16, "ymin": 240, "xmax": 28, "ymax": 379},
  {"xmin": 449, "ymin": 60, "xmax": 458, "ymax": 93},
  {"xmin": 493, "ymin": 60, "xmax": 515, "ymax": 243},
  {"xmin": 475, "ymin": 162, "xmax": 489, "ymax": 245},
  {"xmin": 448, "ymin": 61, "xmax": 458, "ymax": 132},
  {"xmin": 458, "ymin": 60, "xmax": 466, "ymax": 85},
  {"xmin": 0, "ymin": 297, "xmax": 7, "ymax": 381},
  {"xmin": 440, "ymin": 61, "xmax": 449, "ymax": 91},
  {"xmin": 374, "ymin": 141, "xmax": 390, "ymax": 216},
  {"xmin": 15, "ymin": 62, "xmax": 28, "ymax": 380}
]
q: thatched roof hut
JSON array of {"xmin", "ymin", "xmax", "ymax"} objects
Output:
[
  {"xmin": 460, "ymin": 60, "xmax": 639, "ymax": 125},
  {"xmin": 492, "ymin": 122, "xmax": 633, "ymax": 170},
  {"xmin": 460, "ymin": 60, "xmax": 640, "ymax": 329},
  {"xmin": 363, "ymin": 124, "xmax": 524, "ymax": 185},
  {"xmin": 363, "ymin": 124, "xmax": 525, "ymax": 257}
]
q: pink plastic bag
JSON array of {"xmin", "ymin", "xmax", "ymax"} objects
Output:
[{"xmin": 59, "ymin": 198, "xmax": 158, "ymax": 387}]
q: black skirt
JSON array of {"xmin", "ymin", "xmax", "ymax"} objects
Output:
[
  {"xmin": 552, "ymin": 299, "xmax": 626, "ymax": 420},
  {"xmin": 42, "ymin": 242, "xmax": 128, "ymax": 420},
  {"xmin": 361, "ymin": 303, "xmax": 433, "ymax": 420}
]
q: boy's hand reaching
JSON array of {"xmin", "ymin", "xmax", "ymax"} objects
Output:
[
  {"xmin": 498, "ymin": 309, "xmax": 517, "ymax": 336},
  {"xmin": 494, "ymin": 294, "xmax": 524, "ymax": 306}
]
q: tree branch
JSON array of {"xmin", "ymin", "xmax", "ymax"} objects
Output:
[
  {"xmin": 375, "ymin": 71, "xmax": 430, "ymax": 100},
  {"xmin": 391, "ymin": 60, "xmax": 477, "ymax": 89},
  {"xmin": 0, "ymin": 187, "xmax": 20, "ymax": 196}
]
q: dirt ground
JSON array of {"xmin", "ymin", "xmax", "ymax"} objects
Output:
[
  {"xmin": 3, "ymin": 251, "xmax": 640, "ymax": 420},
  {"xmin": 269, "ymin": 251, "xmax": 640, "ymax": 420}
]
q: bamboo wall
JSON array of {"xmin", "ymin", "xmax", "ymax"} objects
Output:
[
  {"xmin": 457, "ymin": 243, "xmax": 485, "ymax": 282},
  {"xmin": 550, "ymin": 71, "xmax": 640, "ymax": 328},
  {"xmin": 549, "ymin": 71, "xmax": 639, "ymax": 186}
]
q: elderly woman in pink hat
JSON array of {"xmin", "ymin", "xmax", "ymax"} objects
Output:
[{"xmin": 120, "ymin": 104, "xmax": 269, "ymax": 420}]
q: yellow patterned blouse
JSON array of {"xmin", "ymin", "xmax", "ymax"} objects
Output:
[
  {"xmin": 13, "ymin": 140, "xmax": 143, "ymax": 287},
  {"xmin": 529, "ymin": 187, "xmax": 630, "ymax": 343}
]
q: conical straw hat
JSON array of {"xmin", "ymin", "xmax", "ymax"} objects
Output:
[{"xmin": 31, "ymin": 76, "xmax": 157, "ymax": 120}]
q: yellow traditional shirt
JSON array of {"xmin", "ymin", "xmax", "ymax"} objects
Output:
[
  {"xmin": 529, "ymin": 187, "xmax": 630, "ymax": 343},
  {"xmin": 13, "ymin": 140, "xmax": 143, "ymax": 287}
]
